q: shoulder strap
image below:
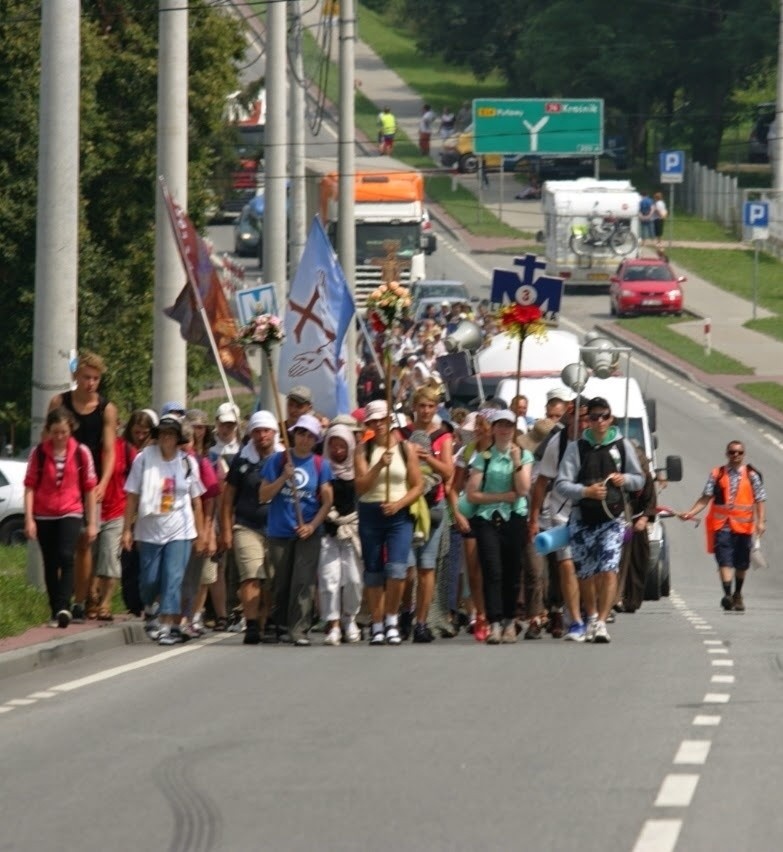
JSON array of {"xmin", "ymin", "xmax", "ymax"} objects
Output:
[
  {"xmin": 747, "ymin": 463, "xmax": 763, "ymax": 483},
  {"xmin": 557, "ymin": 427, "xmax": 569, "ymax": 466},
  {"xmin": 36, "ymin": 443, "xmax": 45, "ymax": 487}
]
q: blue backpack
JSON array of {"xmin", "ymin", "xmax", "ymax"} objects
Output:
[{"xmin": 639, "ymin": 196, "xmax": 653, "ymax": 216}]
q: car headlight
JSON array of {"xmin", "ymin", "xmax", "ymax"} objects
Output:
[
  {"xmin": 666, "ymin": 289, "xmax": 680, "ymax": 299},
  {"xmin": 621, "ymin": 289, "xmax": 634, "ymax": 297}
]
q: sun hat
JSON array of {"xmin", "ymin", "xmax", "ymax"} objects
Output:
[
  {"xmin": 288, "ymin": 413, "xmax": 322, "ymax": 439},
  {"xmin": 546, "ymin": 386, "xmax": 576, "ymax": 403},
  {"xmin": 155, "ymin": 415, "xmax": 186, "ymax": 443},
  {"xmin": 364, "ymin": 400, "xmax": 390, "ymax": 423},
  {"xmin": 140, "ymin": 408, "xmax": 159, "ymax": 428},
  {"xmin": 287, "ymin": 385, "xmax": 313, "ymax": 405},
  {"xmin": 490, "ymin": 409, "xmax": 516, "ymax": 425},
  {"xmin": 519, "ymin": 418, "xmax": 557, "ymax": 452},
  {"xmin": 247, "ymin": 410, "xmax": 278, "ymax": 432},
  {"xmin": 215, "ymin": 402, "xmax": 240, "ymax": 423},
  {"xmin": 185, "ymin": 408, "xmax": 209, "ymax": 427},
  {"xmin": 161, "ymin": 401, "xmax": 185, "ymax": 417}
]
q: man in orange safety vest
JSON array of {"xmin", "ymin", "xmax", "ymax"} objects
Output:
[{"xmin": 679, "ymin": 440, "xmax": 766, "ymax": 612}]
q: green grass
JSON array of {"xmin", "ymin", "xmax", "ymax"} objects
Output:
[
  {"xmin": 667, "ymin": 212, "xmax": 738, "ymax": 243},
  {"xmin": 668, "ymin": 248, "xmax": 783, "ymax": 331},
  {"xmin": 357, "ymin": 5, "xmax": 508, "ymax": 109},
  {"xmin": 425, "ymin": 176, "xmax": 531, "ymax": 239},
  {"xmin": 616, "ymin": 317, "xmax": 753, "ymax": 375},
  {"xmin": 736, "ymin": 381, "xmax": 783, "ymax": 411},
  {"xmin": 0, "ymin": 546, "xmax": 49, "ymax": 638}
]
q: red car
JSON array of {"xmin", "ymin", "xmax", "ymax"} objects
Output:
[{"xmin": 609, "ymin": 258, "xmax": 685, "ymax": 317}]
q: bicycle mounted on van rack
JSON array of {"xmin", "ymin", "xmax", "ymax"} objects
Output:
[{"xmin": 569, "ymin": 202, "xmax": 638, "ymax": 257}]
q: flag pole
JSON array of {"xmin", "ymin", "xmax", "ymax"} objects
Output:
[
  {"xmin": 264, "ymin": 349, "xmax": 304, "ymax": 527},
  {"xmin": 159, "ymin": 177, "xmax": 236, "ymax": 409}
]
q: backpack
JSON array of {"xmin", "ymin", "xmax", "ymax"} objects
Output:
[
  {"xmin": 35, "ymin": 441, "xmax": 86, "ymax": 489},
  {"xmin": 575, "ymin": 438, "xmax": 628, "ymax": 526},
  {"xmin": 639, "ymin": 196, "xmax": 653, "ymax": 216}
]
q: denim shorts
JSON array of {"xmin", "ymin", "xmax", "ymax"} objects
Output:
[
  {"xmin": 359, "ymin": 502, "xmax": 413, "ymax": 587},
  {"xmin": 713, "ymin": 526, "xmax": 751, "ymax": 570},
  {"xmin": 409, "ymin": 499, "xmax": 446, "ymax": 570}
]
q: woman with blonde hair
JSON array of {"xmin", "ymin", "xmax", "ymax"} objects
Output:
[{"xmin": 355, "ymin": 400, "xmax": 423, "ymax": 645}]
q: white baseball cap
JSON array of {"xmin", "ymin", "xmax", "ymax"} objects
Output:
[
  {"xmin": 247, "ymin": 410, "xmax": 278, "ymax": 432},
  {"xmin": 288, "ymin": 413, "xmax": 322, "ymax": 439},
  {"xmin": 216, "ymin": 402, "xmax": 240, "ymax": 423}
]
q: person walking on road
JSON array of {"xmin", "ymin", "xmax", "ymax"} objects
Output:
[
  {"xmin": 679, "ymin": 440, "xmax": 766, "ymax": 612},
  {"xmin": 377, "ymin": 107, "xmax": 397, "ymax": 155},
  {"xmin": 24, "ymin": 407, "xmax": 98, "ymax": 628},
  {"xmin": 466, "ymin": 409, "xmax": 533, "ymax": 645},
  {"xmin": 554, "ymin": 397, "xmax": 644, "ymax": 644}
]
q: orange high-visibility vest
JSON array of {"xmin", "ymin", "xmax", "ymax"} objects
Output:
[{"xmin": 705, "ymin": 465, "xmax": 755, "ymax": 553}]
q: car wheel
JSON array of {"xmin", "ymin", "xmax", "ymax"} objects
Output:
[
  {"xmin": 674, "ymin": 311, "xmax": 682, "ymax": 317},
  {"xmin": 459, "ymin": 153, "xmax": 478, "ymax": 174},
  {"xmin": 0, "ymin": 517, "xmax": 25, "ymax": 546},
  {"xmin": 610, "ymin": 301, "xmax": 617, "ymax": 317},
  {"xmin": 644, "ymin": 557, "xmax": 661, "ymax": 601}
]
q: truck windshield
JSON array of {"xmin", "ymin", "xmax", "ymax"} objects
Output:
[
  {"xmin": 236, "ymin": 125, "xmax": 265, "ymax": 151},
  {"xmin": 353, "ymin": 223, "xmax": 421, "ymax": 263}
]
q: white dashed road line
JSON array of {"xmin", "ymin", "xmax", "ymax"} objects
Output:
[
  {"xmin": 632, "ymin": 819, "xmax": 682, "ymax": 852},
  {"xmin": 673, "ymin": 741, "xmax": 711, "ymax": 765},
  {"xmin": 693, "ymin": 715, "xmax": 722, "ymax": 726},
  {"xmin": 655, "ymin": 774, "xmax": 700, "ymax": 807}
]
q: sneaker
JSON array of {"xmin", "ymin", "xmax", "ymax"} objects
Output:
[
  {"xmin": 293, "ymin": 637, "xmax": 311, "ymax": 647},
  {"xmin": 593, "ymin": 620, "xmax": 611, "ymax": 643},
  {"xmin": 732, "ymin": 591, "xmax": 745, "ymax": 612},
  {"xmin": 370, "ymin": 628, "xmax": 386, "ymax": 646},
  {"xmin": 606, "ymin": 611, "xmax": 616, "ymax": 624},
  {"xmin": 502, "ymin": 622, "xmax": 518, "ymax": 644},
  {"xmin": 71, "ymin": 603, "xmax": 86, "ymax": 624},
  {"xmin": 243, "ymin": 620, "xmax": 261, "ymax": 645},
  {"xmin": 144, "ymin": 617, "xmax": 163, "ymax": 641},
  {"xmin": 486, "ymin": 622, "xmax": 502, "ymax": 645},
  {"xmin": 47, "ymin": 619, "xmax": 58, "ymax": 628},
  {"xmin": 549, "ymin": 610, "xmax": 564, "ymax": 639},
  {"xmin": 385, "ymin": 626, "xmax": 402, "ymax": 645},
  {"xmin": 189, "ymin": 618, "xmax": 207, "ymax": 637},
  {"xmin": 473, "ymin": 616, "xmax": 489, "ymax": 643},
  {"xmin": 524, "ymin": 618, "xmax": 542, "ymax": 640},
  {"xmin": 721, "ymin": 595, "xmax": 733, "ymax": 611},
  {"xmin": 323, "ymin": 626, "xmax": 342, "ymax": 646},
  {"xmin": 158, "ymin": 627, "xmax": 185, "ymax": 646},
  {"xmin": 227, "ymin": 612, "xmax": 246, "ymax": 633},
  {"xmin": 399, "ymin": 610, "xmax": 414, "ymax": 641},
  {"xmin": 564, "ymin": 621, "xmax": 586, "ymax": 642},
  {"xmin": 56, "ymin": 609, "xmax": 71, "ymax": 629},
  {"xmin": 585, "ymin": 616, "xmax": 599, "ymax": 643},
  {"xmin": 213, "ymin": 616, "xmax": 229, "ymax": 632},
  {"xmin": 412, "ymin": 623, "xmax": 435, "ymax": 643},
  {"xmin": 343, "ymin": 621, "xmax": 361, "ymax": 643}
]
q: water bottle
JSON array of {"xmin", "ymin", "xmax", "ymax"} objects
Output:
[{"xmin": 751, "ymin": 536, "xmax": 768, "ymax": 570}]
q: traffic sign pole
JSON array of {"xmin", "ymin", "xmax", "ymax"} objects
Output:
[
  {"xmin": 753, "ymin": 240, "xmax": 760, "ymax": 321},
  {"xmin": 669, "ymin": 183, "xmax": 674, "ymax": 249}
]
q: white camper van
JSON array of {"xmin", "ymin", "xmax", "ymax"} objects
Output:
[
  {"xmin": 542, "ymin": 178, "xmax": 641, "ymax": 287},
  {"xmin": 496, "ymin": 374, "xmax": 681, "ymax": 601}
]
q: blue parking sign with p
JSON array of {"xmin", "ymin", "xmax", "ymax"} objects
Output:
[
  {"xmin": 659, "ymin": 150, "xmax": 684, "ymax": 182},
  {"xmin": 743, "ymin": 201, "xmax": 768, "ymax": 228}
]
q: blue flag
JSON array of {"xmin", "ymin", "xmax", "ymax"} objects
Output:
[{"xmin": 278, "ymin": 217, "xmax": 355, "ymax": 417}]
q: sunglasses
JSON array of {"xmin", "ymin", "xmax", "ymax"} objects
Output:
[
  {"xmin": 727, "ymin": 450, "xmax": 744, "ymax": 456},
  {"xmin": 588, "ymin": 412, "xmax": 611, "ymax": 422}
]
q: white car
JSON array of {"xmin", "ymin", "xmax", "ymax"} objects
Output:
[{"xmin": 0, "ymin": 459, "xmax": 26, "ymax": 545}]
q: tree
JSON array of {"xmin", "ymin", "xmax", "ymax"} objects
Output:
[{"xmin": 0, "ymin": 1, "xmax": 247, "ymax": 440}]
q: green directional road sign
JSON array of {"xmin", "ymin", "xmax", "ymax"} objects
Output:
[{"xmin": 472, "ymin": 98, "xmax": 604, "ymax": 156}]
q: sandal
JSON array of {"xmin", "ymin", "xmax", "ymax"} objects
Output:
[
  {"xmin": 86, "ymin": 595, "xmax": 100, "ymax": 620},
  {"xmin": 97, "ymin": 609, "xmax": 114, "ymax": 622}
]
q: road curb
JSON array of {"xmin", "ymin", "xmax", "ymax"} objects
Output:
[
  {"xmin": 595, "ymin": 322, "xmax": 783, "ymax": 435},
  {"xmin": 0, "ymin": 621, "xmax": 148, "ymax": 681}
]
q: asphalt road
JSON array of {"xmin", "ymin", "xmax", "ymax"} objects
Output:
[{"xmin": 3, "ymin": 221, "xmax": 782, "ymax": 850}]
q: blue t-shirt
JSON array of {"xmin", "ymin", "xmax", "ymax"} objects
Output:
[{"xmin": 261, "ymin": 451, "xmax": 332, "ymax": 538}]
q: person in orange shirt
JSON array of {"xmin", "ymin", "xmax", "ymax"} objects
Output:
[{"xmin": 680, "ymin": 440, "xmax": 766, "ymax": 612}]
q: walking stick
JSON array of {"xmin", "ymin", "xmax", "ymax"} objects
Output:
[
  {"xmin": 385, "ymin": 345, "xmax": 393, "ymax": 502},
  {"xmin": 264, "ymin": 349, "xmax": 304, "ymax": 527}
]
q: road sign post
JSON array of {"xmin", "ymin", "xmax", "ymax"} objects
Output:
[
  {"xmin": 472, "ymin": 98, "xmax": 603, "ymax": 155},
  {"xmin": 660, "ymin": 151, "xmax": 684, "ymax": 248},
  {"xmin": 742, "ymin": 201, "xmax": 769, "ymax": 320}
]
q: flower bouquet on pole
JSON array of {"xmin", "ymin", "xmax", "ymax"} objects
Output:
[
  {"xmin": 235, "ymin": 311, "xmax": 303, "ymax": 525},
  {"xmin": 496, "ymin": 303, "xmax": 548, "ymax": 402},
  {"xmin": 366, "ymin": 282, "xmax": 412, "ymax": 499}
]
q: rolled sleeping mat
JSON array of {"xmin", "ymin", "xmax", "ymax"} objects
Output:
[{"xmin": 534, "ymin": 525, "xmax": 571, "ymax": 555}]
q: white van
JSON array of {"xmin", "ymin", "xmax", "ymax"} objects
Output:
[{"xmin": 496, "ymin": 374, "xmax": 682, "ymax": 601}]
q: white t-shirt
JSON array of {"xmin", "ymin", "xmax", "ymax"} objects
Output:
[
  {"xmin": 654, "ymin": 199, "xmax": 668, "ymax": 220},
  {"xmin": 125, "ymin": 448, "xmax": 205, "ymax": 544},
  {"xmin": 420, "ymin": 109, "xmax": 436, "ymax": 134}
]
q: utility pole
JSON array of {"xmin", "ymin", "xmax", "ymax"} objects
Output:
[
  {"xmin": 289, "ymin": 0, "xmax": 307, "ymax": 277},
  {"xmin": 260, "ymin": 0, "xmax": 288, "ymax": 410},
  {"xmin": 338, "ymin": 0, "xmax": 357, "ymax": 408},
  {"xmin": 775, "ymin": 0, "xmax": 783, "ymax": 191},
  {"xmin": 152, "ymin": 0, "xmax": 188, "ymax": 410},
  {"xmin": 31, "ymin": 1, "xmax": 80, "ymax": 439}
]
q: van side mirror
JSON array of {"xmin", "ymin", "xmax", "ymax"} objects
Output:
[{"xmin": 658, "ymin": 455, "xmax": 683, "ymax": 483}]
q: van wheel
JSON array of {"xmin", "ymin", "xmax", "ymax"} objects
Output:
[
  {"xmin": 644, "ymin": 558, "xmax": 661, "ymax": 601},
  {"xmin": 459, "ymin": 154, "xmax": 478, "ymax": 174}
]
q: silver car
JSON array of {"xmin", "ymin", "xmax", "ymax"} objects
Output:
[{"xmin": 0, "ymin": 459, "xmax": 26, "ymax": 545}]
